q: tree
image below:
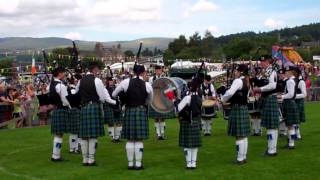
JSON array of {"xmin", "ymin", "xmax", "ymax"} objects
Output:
[
  {"xmin": 49, "ymin": 48, "xmax": 72, "ymax": 68},
  {"xmin": 81, "ymin": 57, "xmax": 105, "ymax": 70},
  {"xmin": 141, "ymin": 48, "xmax": 153, "ymax": 57},
  {"xmin": 188, "ymin": 32, "xmax": 202, "ymax": 47},
  {"xmin": 124, "ymin": 50, "xmax": 135, "ymax": 57},
  {"xmin": 163, "ymin": 49, "xmax": 175, "ymax": 65},
  {"xmin": 201, "ymin": 31, "xmax": 215, "ymax": 57},
  {"xmin": 0, "ymin": 59, "xmax": 13, "ymax": 76},
  {"xmin": 168, "ymin": 35, "xmax": 188, "ymax": 55}
]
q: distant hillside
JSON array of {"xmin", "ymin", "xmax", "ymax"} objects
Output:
[{"xmin": 0, "ymin": 37, "xmax": 173, "ymax": 52}]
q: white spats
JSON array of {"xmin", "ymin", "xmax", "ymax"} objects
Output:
[
  {"xmin": 267, "ymin": 129, "xmax": 278, "ymax": 154},
  {"xmin": 52, "ymin": 136, "xmax": 63, "ymax": 159},
  {"xmin": 80, "ymin": 139, "xmax": 89, "ymax": 164},
  {"xmin": 243, "ymin": 138, "xmax": 248, "ymax": 159},
  {"xmin": 252, "ymin": 118, "xmax": 262, "ymax": 134},
  {"xmin": 190, "ymin": 148, "xmax": 198, "ymax": 168},
  {"xmin": 126, "ymin": 142, "xmax": 134, "ymax": 167},
  {"xmin": 294, "ymin": 125, "xmax": 301, "ymax": 139},
  {"xmin": 108, "ymin": 127, "xmax": 115, "ymax": 139},
  {"xmin": 69, "ymin": 134, "xmax": 78, "ymax": 152},
  {"xmin": 88, "ymin": 138, "xmax": 98, "ymax": 164},
  {"xmin": 279, "ymin": 122, "xmax": 288, "ymax": 136},
  {"xmin": 236, "ymin": 139, "xmax": 245, "ymax": 162},
  {"xmin": 159, "ymin": 122, "xmax": 166, "ymax": 137},
  {"xmin": 184, "ymin": 148, "xmax": 192, "ymax": 168},
  {"xmin": 134, "ymin": 142, "xmax": 144, "ymax": 167},
  {"xmin": 201, "ymin": 119, "xmax": 212, "ymax": 134},
  {"xmin": 155, "ymin": 122, "xmax": 161, "ymax": 137},
  {"xmin": 114, "ymin": 126, "xmax": 122, "ymax": 140},
  {"xmin": 288, "ymin": 129, "xmax": 296, "ymax": 147}
]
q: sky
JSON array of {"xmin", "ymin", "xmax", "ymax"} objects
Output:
[{"xmin": 0, "ymin": 0, "xmax": 319, "ymax": 41}]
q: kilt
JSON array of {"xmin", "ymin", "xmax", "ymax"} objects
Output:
[
  {"xmin": 51, "ymin": 108, "xmax": 69, "ymax": 134},
  {"xmin": 103, "ymin": 103, "xmax": 122, "ymax": 125},
  {"xmin": 122, "ymin": 106, "xmax": 149, "ymax": 140},
  {"xmin": 79, "ymin": 103, "xmax": 105, "ymax": 138},
  {"xmin": 283, "ymin": 99, "xmax": 299, "ymax": 126},
  {"xmin": 260, "ymin": 95, "xmax": 279, "ymax": 129},
  {"xmin": 295, "ymin": 99, "xmax": 306, "ymax": 123},
  {"xmin": 179, "ymin": 117, "xmax": 201, "ymax": 148},
  {"xmin": 149, "ymin": 106, "xmax": 176, "ymax": 120},
  {"xmin": 228, "ymin": 105, "xmax": 250, "ymax": 137},
  {"xmin": 66, "ymin": 108, "xmax": 80, "ymax": 134}
]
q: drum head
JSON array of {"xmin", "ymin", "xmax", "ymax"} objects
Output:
[{"xmin": 202, "ymin": 100, "xmax": 215, "ymax": 107}]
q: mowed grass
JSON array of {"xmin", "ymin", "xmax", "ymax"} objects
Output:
[{"xmin": 0, "ymin": 103, "xmax": 319, "ymax": 180}]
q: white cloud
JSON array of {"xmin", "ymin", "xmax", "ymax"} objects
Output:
[
  {"xmin": 64, "ymin": 32, "xmax": 82, "ymax": 40},
  {"xmin": 264, "ymin": 18, "xmax": 285, "ymax": 29},
  {"xmin": 207, "ymin": 25, "xmax": 218, "ymax": 34},
  {"xmin": 184, "ymin": 0, "xmax": 219, "ymax": 17}
]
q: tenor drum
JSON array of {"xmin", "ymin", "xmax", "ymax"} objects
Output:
[{"xmin": 201, "ymin": 99, "xmax": 217, "ymax": 118}]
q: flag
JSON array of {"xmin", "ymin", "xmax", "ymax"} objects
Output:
[{"xmin": 31, "ymin": 55, "xmax": 37, "ymax": 75}]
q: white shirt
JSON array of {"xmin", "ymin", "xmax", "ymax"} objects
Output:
[
  {"xmin": 112, "ymin": 76, "xmax": 153, "ymax": 104},
  {"xmin": 260, "ymin": 66, "xmax": 277, "ymax": 92},
  {"xmin": 296, "ymin": 77, "xmax": 307, "ymax": 99},
  {"xmin": 221, "ymin": 76, "xmax": 244, "ymax": 103},
  {"xmin": 201, "ymin": 83, "xmax": 216, "ymax": 100},
  {"xmin": 76, "ymin": 73, "xmax": 116, "ymax": 105},
  {"xmin": 148, "ymin": 75, "xmax": 162, "ymax": 85},
  {"xmin": 282, "ymin": 76, "xmax": 296, "ymax": 100},
  {"xmin": 53, "ymin": 78, "xmax": 70, "ymax": 107},
  {"xmin": 178, "ymin": 93, "xmax": 198, "ymax": 112}
]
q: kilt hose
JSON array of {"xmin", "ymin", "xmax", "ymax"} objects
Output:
[
  {"xmin": 260, "ymin": 95, "xmax": 280, "ymax": 129},
  {"xmin": 66, "ymin": 108, "xmax": 80, "ymax": 134},
  {"xmin": 149, "ymin": 106, "xmax": 176, "ymax": 120},
  {"xmin": 122, "ymin": 106, "xmax": 149, "ymax": 140},
  {"xmin": 79, "ymin": 103, "xmax": 105, "ymax": 138},
  {"xmin": 103, "ymin": 103, "xmax": 122, "ymax": 125},
  {"xmin": 51, "ymin": 108, "xmax": 69, "ymax": 134},
  {"xmin": 283, "ymin": 99, "xmax": 300, "ymax": 126},
  {"xmin": 295, "ymin": 99, "xmax": 306, "ymax": 123},
  {"xmin": 179, "ymin": 117, "xmax": 201, "ymax": 148},
  {"xmin": 228, "ymin": 105, "xmax": 250, "ymax": 137}
]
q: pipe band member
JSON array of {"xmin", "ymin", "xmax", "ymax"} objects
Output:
[
  {"xmin": 112, "ymin": 64, "xmax": 153, "ymax": 170},
  {"xmin": 49, "ymin": 67, "xmax": 71, "ymax": 162},
  {"xmin": 279, "ymin": 66, "xmax": 300, "ymax": 149},
  {"xmin": 78, "ymin": 62, "xmax": 116, "ymax": 166},
  {"xmin": 222, "ymin": 64, "xmax": 250, "ymax": 165},
  {"xmin": 253, "ymin": 55, "xmax": 279, "ymax": 157},
  {"xmin": 200, "ymin": 75, "xmax": 217, "ymax": 136},
  {"xmin": 104, "ymin": 77, "xmax": 123, "ymax": 143},
  {"xmin": 294, "ymin": 68, "xmax": 307, "ymax": 140},
  {"xmin": 66, "ymin": 74, "xmax": 82, "ymax": 154},
  {"xmin": 149, "ymin": 65, "xmax": 172, "ymax": 140},
  {"xmin": 276, "ymin": 68, "xmax": 288, "ymax": 137},
  {"xmin": 177, "ymin": 78, "xmax": 202, "ymax": 169}
]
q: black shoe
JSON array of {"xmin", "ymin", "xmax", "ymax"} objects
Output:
[
  {"xmin": 283, "ymin": 144, "xmax": 295, "ymax": 150},
  {"xmin": 158, "ymin": 136, "xmax": 165, "ymax": 140},
  {"xmin": 87, "ymin": 162, "xmax": 97, "ymax": 166},
  {"xmin": 296, "ymin": 137, "xmax": 302, "ymax": 141},
  {"xmin": 128, "ymin": 166, "xmax": 135, "ymax": 170},
  {"xmin": 135, "ymin": 166, "xmax": 144, "ymax": 170},
  {"xmin": 51, "ymin": 157, "xmax": 64, "ymax": 162},
  {"xmin": 204, "ymin": 133, "xmax": 211, "ymax": 136},
  {"xmin": 263, "ymin": 150, "xmax": 277, "ymax": 157},
  {"xmin": 69, "ymin": 150, "xmax": 80, "ymax": 154},
  {"xmin": 234, "ymin": 160, "xmax": 246, "ymax": 165},
  {"xmin": 82, "ymin": 163, "xmax": 89, "ymax": 166},
  {"xmin": 186, "ymin": 166, "xmax": 192, "ymax": 170}
]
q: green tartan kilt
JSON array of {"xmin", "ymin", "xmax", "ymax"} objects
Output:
[
  {"xmin": 228, "ymin": 105, "xmax": 250, "ymax": 137},
  {"xmin": 51, "ymin": 108, "xmax": 69, "ymax": 134},
  {"xmin": 66, "ymin": 108, "xmax": 80, "ymax": 134},
  {"xmin": 79, "ymin": 103, "xmax": 105, "ymax": 138},
  {"xmin": 103, "ymin": 103, "xmax": 122, "ymax": 125},
  {"xmin": 283, "ymin": 99, "xmax": 299, "ymax": 126},
  {"xmin": 122, "ymin": 106, "xmax": 148, "ymax": 140},
  {"xmin": 149, "ymin": 106, "xmax": 176, "ymax": 120},
  {"xmin": 260, "ymin": 95, "xmax": 280, "ymax": 129},
  {"xmin": 179, "ymin": 117, "xmax": 202, "ymax": 148},
  {"xmin": 295, "ymin": 99, "xmax": 306, "ymax": 123}
]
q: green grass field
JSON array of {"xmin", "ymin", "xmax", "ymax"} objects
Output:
[{"xmin": 0, "ymin": 103, "xmax": 319, "ymax": 180}]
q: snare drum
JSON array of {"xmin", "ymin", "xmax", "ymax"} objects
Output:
[{"xmin": 201, "ymin": 100, "xmax": 217, "ymax": 118}]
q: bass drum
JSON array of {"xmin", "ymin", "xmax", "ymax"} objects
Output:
[{"xmin": 151, "ymin": 77, "xmax": 187, "ymax": 113}]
